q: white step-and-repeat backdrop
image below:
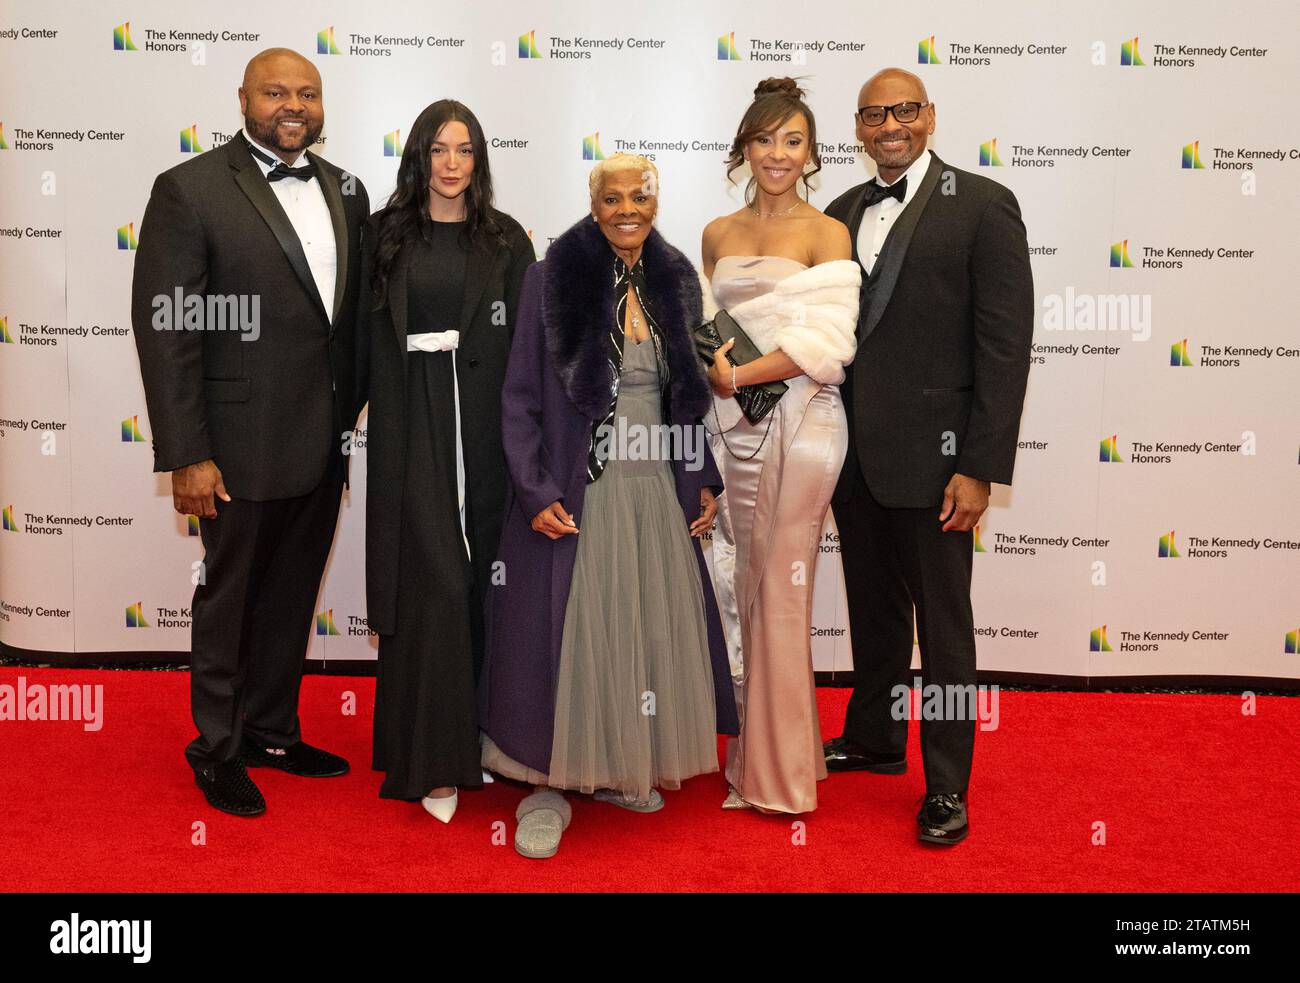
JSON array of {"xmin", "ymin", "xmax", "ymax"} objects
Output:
[{"xmin": 2, "ymin": 1, "xmax": 1297, "ymax": 682}]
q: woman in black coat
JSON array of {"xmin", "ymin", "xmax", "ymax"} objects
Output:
[{"xmin": 356, "ymin": 99, "xmax": 535, "ymax": 822}]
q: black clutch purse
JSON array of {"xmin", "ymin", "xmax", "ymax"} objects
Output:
[{"xmin": 694, "ymin": 308, "xmax": 788, "ymax": 425}]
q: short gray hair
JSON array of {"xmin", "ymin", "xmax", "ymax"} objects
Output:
[{"xmin": 588, "ymin": 153, "xmax": 659, "ymax": 202}]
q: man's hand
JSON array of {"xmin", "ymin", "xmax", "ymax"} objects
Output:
[
  {"xmin": 939, "ymin": 473, "xmax": 990, "ymax": 533},
  {"xmin": 531, "ymin": 501, "xmax": 578, "ymax": 540},
  {"xmin": 690, "ymin": 487, "xmax": 718, "ymax": 538},
  {"xmin": 172, "ymin": 459, "xmax": 230, "ymax": 518}
]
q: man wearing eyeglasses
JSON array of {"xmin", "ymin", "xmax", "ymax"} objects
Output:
[{"xmin": 823, "ymin": 68, "xmax": 1034, "ymax": 845}]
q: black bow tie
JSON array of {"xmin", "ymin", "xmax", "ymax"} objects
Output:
[
  {"xmin": 267, "ymin": 160, "xmax": 316, "ymax": 183},
  {"xmin": 246, "ymin": 140, "xmax": 316, "ymax": 182},
  {"xmin": 864, "ymin": 176, "xmax": 907, "ymax": 209}
]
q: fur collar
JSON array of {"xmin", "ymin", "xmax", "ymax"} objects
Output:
[
  {"xmin": 700, "ymin": 259, "xmax": 861, "ymax": 386},
  {"xmin": 701, "ymin": 259, "xmax": 862, "ymax": 320},
  {"xmin": 540, "ymin": 216, "xmax": 710, "ymax": 420}
]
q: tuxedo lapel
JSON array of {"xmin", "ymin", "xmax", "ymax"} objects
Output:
[
  {"xmin": 458, "ymin": 233, "xmax": 501, "ymax": 343},
  {"xmin": 228, "ymin": 135, "xmax": 330, "ymax": 326},
  {"xmin": 842, "ymin": 186, "xmax": 871, "ymax": 267},
  {"xmin": 841, "ymin": 187, "xmax": 872, "ymax": 319},
  {"xmin": 313, "ymin": 155, "xmax": 349, "ymax": 330},
  {"xmin": 860, "ymin": 153, "xmax": 944, "ymax": 340}
]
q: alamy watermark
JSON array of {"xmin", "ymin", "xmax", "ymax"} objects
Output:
[
  {"xmin": 150, "ymin": 288, "xmax": 260, "ymax": 341},
  {"xmin": 593, "ymin": 420, "xmax": 706, "ymax": 472},
  {"xmin": 0, "ymin": 675, "xmax": 103, "ymax": 731},
  {"xmin": 1042, "ymin": 287, "xmax": 1151, "ymax": 342},
  {"xmin": 50, "ymin": 913, "xmax": 150, "ymax": 963},
  {"xmin": 890, "ymin": 677, "xmax": 1000, "ymax": 731}
]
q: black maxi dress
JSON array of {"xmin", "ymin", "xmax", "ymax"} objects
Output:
[{"xmin": 372, "ymin": 219, "xmax": 484, "ymax": 799}]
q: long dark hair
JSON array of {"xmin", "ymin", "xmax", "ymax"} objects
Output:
[
  {"xmin": 371, "ymin": 99, "xmax": 505, "ymax": 304},
  {"xmin": 725, "ymin": 77, "xmax": 822, "ymax": 204}
]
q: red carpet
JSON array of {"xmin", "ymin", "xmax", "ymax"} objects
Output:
[{"xmin": 0, "ymin": 667, "xmax": 1295, "ymax": 892}]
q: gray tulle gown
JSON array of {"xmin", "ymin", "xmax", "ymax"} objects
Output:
[{"xmin": 481, "ymin": 334, "xmax": 719, "ymax": 800}]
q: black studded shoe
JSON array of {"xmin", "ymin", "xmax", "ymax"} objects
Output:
[
  {"xmin": 242, "ymin": 740, "xmax": 349, "ymax": 778},
  {"xmin": 194, "ymin": 759, "xmax": 266, "ymax": 817}
]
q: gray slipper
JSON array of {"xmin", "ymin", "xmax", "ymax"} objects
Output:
[
  {"xmin": 592, "ymin": 787, "xmax": 664, "ymax": 813},
  {"xmin": 514, "ymin": 790, "xmax": 572, "ymax": 859}
]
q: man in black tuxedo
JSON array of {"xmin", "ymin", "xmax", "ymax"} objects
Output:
[
  {"xmin": 823, "ymin": 68, "xmax": 1033, "ymax": 844},
  {"xmin": 131, "ymin": 48, "xmax": 369, "ymax": 816}
]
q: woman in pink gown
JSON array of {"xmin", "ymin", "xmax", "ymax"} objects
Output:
[{"xmin": 700, "ymin": 78, "xmax": 860, "ymax": 814}]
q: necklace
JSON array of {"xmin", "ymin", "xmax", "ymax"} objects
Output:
[
  {"xmin": 624, "ymin": 261, "xmax": 643, "ymax": 336},
  {"xmin": 750, "ymin": 198, "xmax": 804, "ymax": 219},
  {"xmin": 629, "ymin": 298, "xmax": 644, "ymax": 339}
]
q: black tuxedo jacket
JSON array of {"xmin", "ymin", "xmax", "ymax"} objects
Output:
[
  {"xmin": 131, "ymin": 133, "xmax": 370, "ymax": 501},
  {"xmin": 826, "ymin": 152, "xmax": 1034, "ymax": 509},
  {"xmin": 355, "ymin": 210, "xmax": 536, "ymax": 635}
]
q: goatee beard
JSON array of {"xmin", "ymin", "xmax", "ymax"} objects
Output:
[{"xmin": 244, "ymin": 115, "xmax": 320, "ymax": 154}]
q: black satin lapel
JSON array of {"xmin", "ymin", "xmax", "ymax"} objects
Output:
[
  {"xmin": 232, "ymin": 161, "xmax": 330, "ymax": 325},
  {"xmin": 458, "ymin": 235, "xmax": 501, "ymax": 341},
  {"xmin": 314, "ymin": 159, "xmax": 349, "ymax": 327},
  {"xmin": 844, "ymin": 187, "xmax": 871, "ymax": 316},
  {"xmin": 845, "ymin": 186, "xmax": 870, "ymax": 266},
  {"xmin": 390, "ymin": 246, "xmax": 409, "ymax": 365},
  {"xmin": 861, "ymin": 154, "xmax": 944, "ymax": 340}
]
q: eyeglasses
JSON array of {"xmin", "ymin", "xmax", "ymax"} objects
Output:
[{"xmin": 856, "ymin": 101, "xmax": 931, "ymax": 127}]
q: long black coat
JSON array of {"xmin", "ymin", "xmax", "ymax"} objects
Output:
[
  {"xmin": 356, "ymin": 209, "xmax": 535, "ymax": 637},
  {"xmin": 131, "ymin": 133, "xmax": 369, "ymax": 500}
]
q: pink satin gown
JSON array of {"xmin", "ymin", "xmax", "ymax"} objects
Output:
[{"xmin": 708, "ymin": 256, "xmax": 848, "ymax": 814}]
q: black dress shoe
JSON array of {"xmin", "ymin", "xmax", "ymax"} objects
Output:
[
  {"xmin": 823, "ymin": 736, "xmax": 907, "ymax": 774},
  {"xmin": 242, "ymin": 740, "xmax": 349, "ymax": 778},
  {"xmin": 917, "ymin": 792, "xmax": 968, "ymax": 845},
  {"xmin": 194, "ymin": 759, "xmax": 266, "ymax": 817}
]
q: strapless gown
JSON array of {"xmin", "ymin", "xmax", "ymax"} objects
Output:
[{"xmin": 708, "ymin": 255, "xmax": 848, "ymax": 814}]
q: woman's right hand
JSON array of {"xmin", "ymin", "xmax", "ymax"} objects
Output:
[{"xmin": 531, "ymin": 501, "xmax": 579, "ymax": 540}]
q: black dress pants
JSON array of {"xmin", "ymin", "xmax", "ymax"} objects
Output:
[
  {"xmin": 185, "ymin": 456, "xmax": 344, "ymax": 770},
  {"xmin": 833, "ymin": 462, "xmax": 977, "ymax": 793}
]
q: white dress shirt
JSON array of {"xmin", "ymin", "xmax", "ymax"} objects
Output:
[
  {"xmin": 242, "ymin": 128, "xmax": 337, "ymax": 319},
  {"xmin": 856, "ymin": 148, "xmax": 932, "ymax": 277}
]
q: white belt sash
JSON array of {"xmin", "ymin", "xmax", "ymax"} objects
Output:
[
  {"xmin": 406, "ymin": 330, "xmax": 469, "ymax": 559},
  {"xmin": 406, "ymin": 330, "xmax": 460, "ymax": 353}
]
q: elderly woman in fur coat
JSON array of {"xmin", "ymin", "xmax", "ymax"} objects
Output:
[{"xmin": 478, "ymin": 155, "xmax": 738, "ymax": 859}]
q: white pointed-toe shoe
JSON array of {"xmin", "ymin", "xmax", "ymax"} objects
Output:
[{"xmin": 422, "ymin": 789, "xmax": 458, "ymax": 824}]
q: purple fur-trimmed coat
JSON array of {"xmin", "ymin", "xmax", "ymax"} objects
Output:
[{"xmin": 477, "ymin": 217, "xmax": 739, "ymax": 775}]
